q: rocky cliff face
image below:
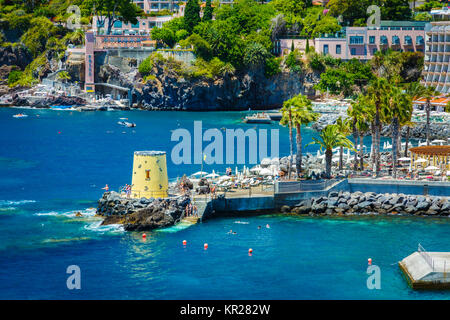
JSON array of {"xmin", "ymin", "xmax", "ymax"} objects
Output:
[
  {"xmin": 134, "ymin": 61, "xmax": 309, "ymax": 111},
  {"xmin": 0, "ymin": 44, "xmax": 33, "ymax": 70}
]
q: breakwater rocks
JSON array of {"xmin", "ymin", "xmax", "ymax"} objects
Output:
[
  {"xmin": 97, "ymin": 191, "xmax": 190, "ymax": 231},
  {"xmin": 287, "ymin": 191, "xmax": 450, "ymax": 216},
  {"xmin": 135, "ymin": 59, "xmax": 310, "ymax": 111}
]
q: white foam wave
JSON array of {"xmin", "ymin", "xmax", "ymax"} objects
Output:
[
  {"xmin": 35, "ymin": 208, "xmax": 97, "ymax": 218},
  {"xmin": 0, "ymin": 200, "xmax": 36, "ymax": 206},
  {"xmin": 84, "ymin": 220, "xmax": 124, "ymax": 233}
]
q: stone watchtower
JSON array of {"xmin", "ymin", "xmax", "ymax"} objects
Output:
[{"xmin": 131, "ymin": 151, "xmax": 168, "ymax": 199}]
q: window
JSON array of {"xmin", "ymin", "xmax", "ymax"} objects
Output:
[
  {"xmin": 402, "ymin": 27, "xmax": 412, "ymax": 30},
  {"xmin": 323, "ymin": 44, "xmax": 329, "ymax": 55},
  {"xmin": 351, "ymin": 47, "xmax": 356, "ymax": 55},
  {"xmin": 369, "ymin": 36, "xmax": 375, "ymax": 44},
  {"xmin": 349, "ymin": 36, "xmax": 364, "ymax": 44},
  {"xmin": 392, "ymin": 36, "xmax": 400, "ymax": 45},
  {"xmin": 391, "ymin": 27, "xmax": 401, "ymax": 30},
  {"xmin": 404, "ymin": 36, "xmax": 412, "ymax": 45},
  {"xmin": 131, "ymin": 21, "xmax": 139, "ymax": 28},
  {"xmin": 145, "ymin": 170, "xmax": 151, "ymax": 180},
  {"xmin": 336, "ymin": 44, "xmax": 341, "ymax": 54},
  {"xmin": 416, "ymin": 36, "xmax": 424, "ymax": 45},
  {"xmin": 113, "ymin": 21, "xmax": 122, "ymax": 28},
  {"xmin": 414, "ymin": 26, "xmax": 425, "ymax": 30},
  {"xmin": 380, "ymin": 36, "xmax": 388, "ymax": 45}
]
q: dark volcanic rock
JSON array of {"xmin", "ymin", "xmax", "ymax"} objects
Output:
[{"xmin": 98, "ymin": 191, "xmax": 190, "ymax": 231}]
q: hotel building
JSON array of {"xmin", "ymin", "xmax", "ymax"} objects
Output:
[
  {"xmin": 314, "ymin": 21, "xmax": 426, "ymax": 61},
  {"xmin": 422, "ymin": 21, "xmax": 450, "ymax": 94}
]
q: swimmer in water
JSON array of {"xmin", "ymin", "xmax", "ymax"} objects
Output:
[
  {"xmin": 258, "ymin": 226, "xmax": 261, "ymax": 229},
  {"xmin": 233, "ymin": 232, "xmax": 237, "ymax": 235},
  {"xmin": 227, "ymin": 230, "xmax": 233, "ymax": 234},
  {"xmin": 266, "ymin": 224, "xmax": 270, "ymax": 229}
]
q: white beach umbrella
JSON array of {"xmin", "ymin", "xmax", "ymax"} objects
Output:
[
  {"xmin": 205, "ymin": 172, "xmax": 219, "ymax": 178},
  {"xmin": 270, "ymin": 158, "xmax": 280, "ymax": 165},
  {"xmin": 432, "ymin": 139, "xmax": 446, "ymax": 145},
  {"xmin": 192, "ymin": 171, "xmax": 208, "ymax": 177},
  {"xmin": 425, "ymin": 165, "xmax": 439, "ymax": 171},
  {"xmin": 259, "ymin": 168, "xmax": 273, "ymax": 176},
  {"xmin": 260, "ymin": 158, "xmax": 271, "ymax": 166},
  {"xmin": 398, "ymin": 157, "xmax": 411, "ymax": 161},
  {"xmin": 415, "ymin": 158, "xmax": 428, "ymax": 163},
  {"xmin": 250, "ymin": 166, "xmax": 261, "ymax": 173},
  {"xmin": 447, "ymin": 171, "xmax": 450, "ymax": 176}
]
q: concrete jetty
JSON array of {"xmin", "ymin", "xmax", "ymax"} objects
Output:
[{"xmin": 399, "ymin": 244, "xmax": 450, "ymax": 289}]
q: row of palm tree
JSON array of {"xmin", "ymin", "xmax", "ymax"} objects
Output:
[
  {"xmin": 280, "ymin": 94, "xmax": 319, "ymax": 179},
  {"xmin": 280, "ymin": 76, "xmax": 437, "ymax": 180},
  {"xmin": 280, "ymin": 93, "xmax": 354, "ymax": 179},
  {"xmin": 348, "ymin": 79, "xmax": 436, "ymax": 179}
]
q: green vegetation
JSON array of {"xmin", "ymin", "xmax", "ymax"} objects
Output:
[
  {"xmin": 307, "ymin": 124, "xmax": 354, "ymax": 178},
  {"xmin": 203, "ymin": 0, "xmax": 213, "ymax": 22},
  {"xmin": 280, "ymin": 94, "xmax": 319, "ymax": 178}
]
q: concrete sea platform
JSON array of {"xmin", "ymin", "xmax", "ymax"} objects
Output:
[{"xmin": 399, "ymin": 245, "xmax": 450, "ymax": 289}]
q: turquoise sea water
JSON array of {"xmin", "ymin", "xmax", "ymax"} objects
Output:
[{"xmin": 0, "ymin": 107, "xmax": 448, "ymax": 300}]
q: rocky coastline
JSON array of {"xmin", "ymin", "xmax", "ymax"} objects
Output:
[
  {"xmin": 97, "ymin": 191, "xmax": 190, "ymax": 231},
  {"xmin": 285, "ymin": 191, "xmax": 450, "ymax": 217}
]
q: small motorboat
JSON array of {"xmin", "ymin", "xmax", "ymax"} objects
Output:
[
  {"xmin": 243, "ymin": 113, "xmax": 272, "ymax": 124},
  {"xmin": 118, "ymin": 121, "xmax": 136, "ymax": 128},
  {"xmin": 13, "ymin": 113, "xmax": 28, "ymax": 118}
]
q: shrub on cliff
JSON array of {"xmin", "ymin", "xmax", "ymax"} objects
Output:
[
  {"xmin": 180, "ymin": 33, "xmax": 212, "ymax": 61},
  {"xmin": 265, "ymin": 56, "xmax": 281, "ymax": 77},
  {"xmin": 285, "ymin": 49, "xmax": 303, "ymax": 73},
  {"xmin": 21, "ymin": 16, "xmax": 59, "ymax": 57},
  {"xmin": 138, "ymin": 55, "xmax": 154, "ymax": 77},
  {"xmin": 243, "ymin": 42, "xmax": 270, "ymax": 71},
  {"xmin": 151, "ymin": 27, "xmax": 176, "ymax": 48}
]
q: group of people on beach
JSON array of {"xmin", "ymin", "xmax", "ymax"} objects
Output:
[{"xmin": 185, "ymin": 203, "xmax": 198, "ymax": 217}]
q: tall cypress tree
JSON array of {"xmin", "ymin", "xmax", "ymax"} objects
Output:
[
  {"xmin": 203, "ymin": 0, "xmax": 213, "ymax": 22},
  {"xmin": 184, "ymin": 0, "xmax": 201, "ymax": 33}
]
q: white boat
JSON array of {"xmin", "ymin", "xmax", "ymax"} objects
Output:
[
  {"xmin": 118, "ymin": 121, "xmax": 136, "ymax": 127},
  {"xmin": 243, "ymin": 113, "xmax": 272, "ymax": 124}
]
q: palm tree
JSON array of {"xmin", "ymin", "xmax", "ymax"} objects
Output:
[
  {"xmin": 422, "ymin": 86, "xmax": 437, "ymax": 146},
  {"xmin": 290, "ymin": 95, "xmax": 319, "ymax": 177},
  {"xmin": 280, "ymin": 104, "xmax": 294, "ymax": 179},
  {"xmin": 349, "ymin": 95, "xmax": 374, "ymax": 172},
  {"xmin": 382, "ymin": 85, "xmax": 411, "ymax": 178},
  {"xmin": 367, "ymin": 78, "xmax": 389, "ymax": 176},
  {"xmin": 335, "ymin": 117, "xmax": 351, "ymax": 171},
  {"xmin": 403, "ymin": 82, "xmax": 437, "ymax": 146},
  {"xmin": 307, "ymin": 125, "xmax": 354, "ymax": 179}
]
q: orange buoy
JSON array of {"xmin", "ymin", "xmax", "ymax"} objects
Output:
[
  {"xmin": 248, "ymin": 248, "xmax": 253, "ymax": 254},
  {"xmin": 183, "ymin": 240, "xmax": 187, "ymax": 246},
  {"xmin": 204, "ymin": 243, "xmax": 208, "ymax": 250},
  {"xmin": 368, "ymin": 258, "xmax": 372, "ymax": 265},
  {"xmin": 142, "ymin": 233, "xmax": 147, "ymax": 239}
]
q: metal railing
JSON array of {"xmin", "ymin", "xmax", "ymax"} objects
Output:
[
  {"xmin": 418, "ymin": 243, "xmax": 434, "ymax": 271},
  {"xmin": 275, "ymin": 179, "xmax": 339, "ymax": 194}
]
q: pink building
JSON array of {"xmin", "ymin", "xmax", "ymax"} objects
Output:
[
  {"xmin": 314, "ymin": 21, "xmax": 426, "ymax": 61},
  {"xmin": 84, "ymin": 31, "xmax": 95, "ymax": 93}
]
